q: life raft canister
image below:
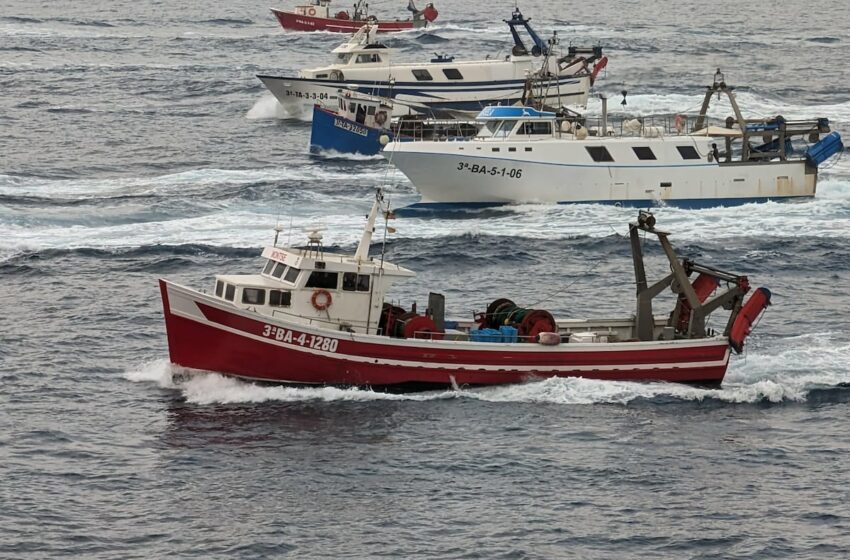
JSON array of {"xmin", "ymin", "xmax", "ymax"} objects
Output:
[
  {"xmin": 311, "ymin": 289, "xmax": 333, "ymax": 311},
  {"xmin": 729, "ymin": 287, "xmax": 772, "ymax": 353}
]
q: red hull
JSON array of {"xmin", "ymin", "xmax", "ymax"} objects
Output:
[
  {"xmin": 161, "ymin": 280, "xmax": 730, "ymax": 388},
  {"xmin": 272, "ymin": 9, "xmax": 422, "ymax": 33}
]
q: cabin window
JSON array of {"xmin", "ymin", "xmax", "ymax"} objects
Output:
[
  {"xmin": 315, "ymin": 74, "xmax": 328, "ymax": 79},
  {"xmin": 336, "ymin": 53, "xmax": 352, "ymax": 63},
  {"xmin": 224, "ymin": 284, "xmax": 235, "ymax": 302},
  {"xmin": 342, "ymin": 272, "xmax": 371, "ymax": 292},
  {"xmin": 272, "ymin": 262, "xmax": 287, "ymax": 279},
  {"xmin": 677, "ymin": 145, "xmax": 701, "ymax": 160},
  {"xmin": 442, "ymin": 68, "xmax": 463, "ymax": 80},
  {"xmin": 269, "ymin": 290, "xmax": 292, "ymax": 307},
  {"xmin": 284, "ymin": 266, "xmax": 301, "ymax": 284},
  {"xmin": 215, "ymin": 280, "xmax": 224, "ymax": 297},
  {"xmin": 242, "ymin": 288, "xmax": 266, "ymax": 305},
  {"xmin": 367, "ymin": 105, "xmax": 376, "ymax": 116},
  {"xmin": 517, "ymin": 121, "xmax": 552, "ymax": 135},
  {"xmin": 412, "ymin": 69, "xmax": 433, "ymax": 81},
  {"xmin": 632, "ymin": 146, "xmax": 657, "ymax": 160},
  {"xmin": 586, "ymin": 146, "xmax": 614, "ymax": 162},
  {"xmin": 306, "ymin": 271, "xmax": 339, "ymax": 289},
  {"xmin": 508, "ymin": 147, "xmax": 516, "ymax": 152},
  {"xmin": 490, "ymin": 120, "xmax": 515, "ymax": 138},
  {"xmin": 355, "ymin": 103, "xmax": 367, "ymax": 124},
  {"xmin": 263, "ymin": 260, "xmax": 275, "ymax": 274},
  {"xmin": 356, "ymin": 53, "xmax": 380, "ymax": 63}
]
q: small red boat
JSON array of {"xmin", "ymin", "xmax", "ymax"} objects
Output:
[
  {"xmin": 272, "ymin": 0, "xmax": 438, "ymax": 33},
  {"xmin": 159, "ymin": 193, "xmax": 770, "ymax": 390}
]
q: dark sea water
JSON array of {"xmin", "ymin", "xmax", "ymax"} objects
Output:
[{"xmin": 2, "ymin": 0, "xmax": 850, "ymax": 557}]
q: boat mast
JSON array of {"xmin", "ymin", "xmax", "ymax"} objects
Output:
[{"xmin": 355, "ymin": 190, "xmax": 382, "ymax": 262}]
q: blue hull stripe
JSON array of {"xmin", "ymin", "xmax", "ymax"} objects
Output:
[
  {"xmin": 257, "ymin": 75, "xmax": 583, "ymax": 96},
  {"xmin": 397, "ymin": 196, "xmax": 814, "ymax": 214}
]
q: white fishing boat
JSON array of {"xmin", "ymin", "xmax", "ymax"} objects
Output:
[
  {"xmin": 384, "ymin": 71, "xmax": 844, "ymax": 210},
  {"xmin": 257, "ymin": 9, "xmax": 607, "ymax": 120}
]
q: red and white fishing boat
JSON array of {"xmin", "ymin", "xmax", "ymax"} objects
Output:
[
  {"xmin": 272, "ymin": 0, "xmax": 438, "ymax": 33},
  {"xmin": 159, "ymin": 192, "xmax": 770, "ymax": 389}
]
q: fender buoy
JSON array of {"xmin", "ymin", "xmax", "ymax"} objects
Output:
[
  {"xmin": 329, "ymin": 70, "xmax": 344, "ymax": 82},
  {"xmin": 307, "ymin": 7, "xmax": 317, "ymax": 16},
  {"xmin": 375, "ymin": 111, "xmax": 387, "ymax": 126},
  {"xmin": 311, "ymin": 289, "xmax": 333, "ymax": 311}
]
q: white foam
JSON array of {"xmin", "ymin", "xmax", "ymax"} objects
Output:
[
  {"xmin": 589, "ymin": 90, "xmax": 850, "ymax": 123},
  {"xmin": 178, "ymin": 372, "xmax": 457, "ymax": 404},
  {"xmin": 245, "ymin": 93, "xmax": 291, "ymax": 120},
  {"xmin": 123, "ymin": 358, "xmax": 176, "ymax": 389},
  {"xmin": 132, "ymin": 332, "xmax": 850, "ymax": 406}
]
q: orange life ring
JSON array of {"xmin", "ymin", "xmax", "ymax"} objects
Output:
[
  {"xmin": 311, "ymin": 289, "xmax": 333, "ymax": 311},
  {"xmin": 375, "ymin": 111, "xmax": 387, "ymax": 126},
  {"xmin": 307, "ymin": 7, "xmax": 317, "ymax": 16}
]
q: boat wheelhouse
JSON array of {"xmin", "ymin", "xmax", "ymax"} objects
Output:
[
  {"xmin": 160, "ymin": 191, "xmax": 770, "ymax": 389},
  {"xmin": 258, "ymin": 9, "xmax": 607, "ymax": 120},
  {"xmin": 384, "ymin": 72, "xmax": 843, "ymax": 209}
]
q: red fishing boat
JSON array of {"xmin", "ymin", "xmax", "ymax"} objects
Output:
[
  {"xmin": 159, "ymin": 192, "xmax": 770, "ymax": 390},
  {"xmin": 272, "ymin": 0, "xmax": 438, "ymax": 33}
]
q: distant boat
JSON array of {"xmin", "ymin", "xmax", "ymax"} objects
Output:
[
  {"xmin": 159, "ymin": 191, "xmax": 771, "ymax": 389},
  {"xmin": 385, "ymin": 71, "xmax": 844, "ymax": 210},
  {"xmin": 309, "ymin": 89, "xmax": 478, "ymax": 155},
  {"xmin": 258, "ymin": 9, "xmax": 607, "ymax": 120},
  {"xmin": 272, "ymin": 0, "xmax": 438, "ymax": 33}
]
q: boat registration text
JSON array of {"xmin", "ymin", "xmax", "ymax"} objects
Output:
[
  {"xmin": 262, "ymin": 324, "xmax": 339, "ymax": 352},
  {"xmin": 334, "ymin": 118, "xmax": 369, "ymax": 137},
  {"xmin": 457, "ymin": 162, "xmax": 523, "ymax": 178}
]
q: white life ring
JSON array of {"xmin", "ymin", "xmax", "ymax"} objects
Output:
[{"xmin": 307, "ymin": 7, "xmax": 317, "ymax": 16}]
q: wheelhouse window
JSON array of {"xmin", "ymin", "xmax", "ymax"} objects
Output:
[
  {"xmin": 517, "ymin": 121, "xmax": 552, "ymax": 135},
  {"xmin": 215, "ymin": 280, "xmax": 224, "ymax": 297},
  {"xmin": 242, "ymin": 288, "xmax": 266, "ymax": 305},
  {"xmin": 306, "ymin": 271, "xmax": 339, "ymax": 289},
  {"xmin": 633, "ymin": 146, "xmax": 657, "ymax": 160},
  {"xmin": 342, "ymin": 272, "xmax": 371, "ymax": 292},
  {"xmin": 677, "ymin": 145, "xmax": 701, "ymax": 160},
  {"xmin": 586, "ymin": 146, "xmax": 614, "ymax": 162},
  {"xmin": 271, "ymin": 262, "xmax": 287, "ymax": 279},
  {"xmin": 283, "ymin": 266, "xmax": 301, "ymax": 284},
  {"xmin": 269, "ymin": 290, "xmax": 292, "ymax": 307},
  {"xmin": 224, "ymin": 284, "xmax": 235, "ymax": 302},
  {"xmin": 442, "ymin": 68, "xmax": 463, "ymax": 80},
  {"xmin": 336, "ymin": 53, "xmax": 352, "ymax": 63},
  {"xmin": 356, "ymin": 53, "xmax": 380, "ymax": 63},
  {"xmin": 479, "ymin": 120, "xmax": 515, "ymax": 139},
  {"xmin": 263, "ymin": 260, "xmax": 275, "ymax": 275},
  {"xmin": 412, "ymin": 69, "xmax": 433, "ymax": 81},
  {"xmin": 355, "ymin": 103, "xmax": 367, "ymax": 124}
]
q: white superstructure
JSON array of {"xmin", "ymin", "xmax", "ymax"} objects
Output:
[
  {"xmin": 384, "ymin": 77, "xmax": 841, "ymax": 209},
  {"xmin": 258, "ymin": 10, "xmax": 607, "ymax": 119}
]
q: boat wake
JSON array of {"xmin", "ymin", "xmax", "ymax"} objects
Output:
[{"xmin": 125, "ymin": 332, "xmax": 850, "ymax": 406}]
